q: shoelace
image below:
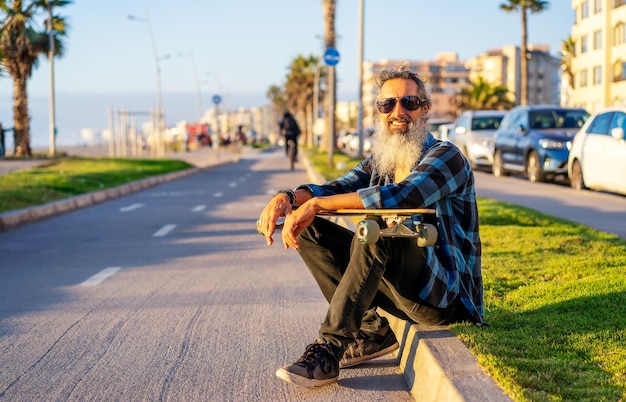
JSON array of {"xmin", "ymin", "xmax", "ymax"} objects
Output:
[{"xmin": 297, "ymin": 343, "xmax": 336, "ymax": 375}]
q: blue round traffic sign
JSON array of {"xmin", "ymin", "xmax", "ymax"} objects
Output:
[
  {"xmin": 212, "ymin": 95, "xmax": 222, "ymax": 104},
  {"xmin": 323, "ymin": 48, "xmax": 340, "ymax": 66}
]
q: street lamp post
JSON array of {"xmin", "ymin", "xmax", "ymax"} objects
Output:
[
  {"xmin": 47, "ymin": 0, "xmax": 56, "ymax": 157},
  {"xmin": 128, "ymin": 12, "xmax": 164, "ymax": 156},
  {"xmin": 356, "ymin": 0, "xmax": 365, "ymax": 158},
  {"xmin": 178, "ymin": 51, "xmax": 203, "ymax": 122}
]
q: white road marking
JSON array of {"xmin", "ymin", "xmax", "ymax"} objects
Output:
[
  {"xmin": 214, "ymin": 192, "xmax": 223, "ymax": 198},
  {"xmin": 229, "ymin": 182, "xmax": 237, "ymax": 188},
  {"xmin": 153, "ymin": 224, "xmax": 177, "ymax": 237},
  {"xmin": 120, "ymin": 203, "xmax": 145, "ymax": 212},
  {"xmin": 192, "ymin": 205, "xmax": 206, "ymax": 212},
  {"xmin": 81, "ymin": 267, "xmax": 121, "ymax": 286}
]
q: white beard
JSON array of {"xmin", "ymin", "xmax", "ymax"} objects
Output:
[{"xmin": 371, "ymin": 115, "xmax": 429, "ymax": 178}]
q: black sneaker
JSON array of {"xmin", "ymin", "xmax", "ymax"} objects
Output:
[
  {"xmin": 276, "ymin": 341, "xmax": 340, "ymax": 388},
  {"xmin": 339, "ymin": 328, "xmax": 399, "ymax": 368}
]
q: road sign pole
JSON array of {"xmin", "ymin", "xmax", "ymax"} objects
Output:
[{"xmin": 323, "ymin": 48, "xmax": 340, "ymax": 169}]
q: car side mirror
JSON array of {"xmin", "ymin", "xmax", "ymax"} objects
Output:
[
  {"xmin": 516, "ymin": 124, "xmax": 528, "ymax": 134},
  {"xmin": 611, "ymin": 127, "xmax": 625, "ymax": 141}
]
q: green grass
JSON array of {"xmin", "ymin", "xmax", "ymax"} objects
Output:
[
  {"xmin": 306, "ymin": 147, "xmax": 626, "ymax": 401},
  {"xmin": 453, "ymin": 199, "xmax": 626, "ymax": 401},
  {"xmin": 0, "ymin": 157, "xmax": 191, "ymax": 213}
]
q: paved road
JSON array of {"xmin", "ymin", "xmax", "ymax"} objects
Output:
[
  {"xmin": 0, "ymin": 148, "xmax": 413, "ymax": 401},
  {"xmin": 473, "ymin": 170, "xmax": 626, "ymax": 239}
]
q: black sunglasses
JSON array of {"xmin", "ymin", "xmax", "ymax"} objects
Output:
[{"xmin": 376, "ymin": 96, "xmax": 426, "ymax": 113}]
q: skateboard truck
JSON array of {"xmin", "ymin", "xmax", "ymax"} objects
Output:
[{"xmin": 356, "ymin": 216, "xmax": 437, "ymax": 247}]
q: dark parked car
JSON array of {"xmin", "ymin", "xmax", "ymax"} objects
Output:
[{"xmin": 492, "ymin": 105, "xmax": 590, "ymax": 182}]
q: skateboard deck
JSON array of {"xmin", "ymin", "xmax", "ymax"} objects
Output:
[
  {"xmin": 259, "ymin": 208, "xmax": 438, "ymax": 247},
  {"xmin": 317, "ymin": 208, "xmax": 436, "ymax": 216}
]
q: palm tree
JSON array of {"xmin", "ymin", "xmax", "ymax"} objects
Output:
[
  {"xmin": 321, "ymin": 0, "xmax": 336, "ymax": 154},
  {"xmin": 266, "ymin": 84, "xmax": 285, "ymax": 143},
  {"xmin": 0, "ymin": 0, "xmax": 71, "ymax": 157},
  {"xmin": 458, "ymin": 77, "xmax": 515, "ymax": 111},
  {"xmin": 560, "ymin": 36, "xmax": 576, "ymax": 90},
  {"xmin": 500, "ymin": 0, "xmax": 549, "ymax": 106}
]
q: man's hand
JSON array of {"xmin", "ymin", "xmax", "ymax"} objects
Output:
[
  {"xmin": 258, "ymin": 194, "xmax": 292, "ymax": 246},
  {"xmin": 281, "ymin": 201, "xmax": 317, "ymax": 250}
]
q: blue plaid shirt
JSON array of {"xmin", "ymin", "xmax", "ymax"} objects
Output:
[{"xmin": 300, "ymin": 133, "xmax": 484, "ymax": 324}]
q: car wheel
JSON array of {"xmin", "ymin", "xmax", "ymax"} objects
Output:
[
  {"xmin": 527, "ymin": 151, "xmax": 545, "ymax": 182},
  {"xmin": 570, "ymin": 160, "xmax": 586, "ymax": 191},
  {"xmin": 492, "ymin": 150, "xmax": 507, "ymax": 177}
]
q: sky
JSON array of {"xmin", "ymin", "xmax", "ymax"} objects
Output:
[{"xmin": 0, "ymin": 0, "xmax": 575, "ymax": 148}]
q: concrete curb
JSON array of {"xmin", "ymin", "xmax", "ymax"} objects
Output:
[
  {"xmin": 300, "ymin": 156, "xmax": 511, "ymax": 402},
  {"xmin": 0, "ymin": 159, "xmax": 233, "ymax": 232}
]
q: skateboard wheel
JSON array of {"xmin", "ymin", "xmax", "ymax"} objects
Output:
[
  {"xmin": 416, "ymin": 223, "xmax": 438, "ymax": 247},
  {"xmin": 357, "ymin": 220, "xmax": 380, "ymax": 244}
]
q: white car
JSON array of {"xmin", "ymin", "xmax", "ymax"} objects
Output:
[{"xmin": 568, "ymin": 107, "xmax": 626, "ymax": 196}]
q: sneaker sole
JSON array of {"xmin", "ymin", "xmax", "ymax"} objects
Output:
[
  {"xmin": 275, "ymin": 367, "xmax": 338, "ymax": 388},
  {"xmin": 339, "ymin": 341, "xmax": 399, "ymax": 369}
]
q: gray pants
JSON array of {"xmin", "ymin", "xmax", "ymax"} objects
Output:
[{"xmin": 297, "ymin": 217, "xmax": 463, "ymax": 349}]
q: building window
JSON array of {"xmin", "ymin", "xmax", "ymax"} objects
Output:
[
  {"xmin": 615, "ymin": 22, "xmax": 626, "ymax": 45},
  {"xmin": 582, "ymin": 1, "xmax": 589, "ymax": 18},
  {"xmin": 593, "ymin": 66, "xmax": 602, "ymax": 85},
  {"xmin": 614, "ymin": 60, "xmax": 626, "ymax": 82},
  {"xmin": 594, "ymin": 0, "xmax": 602, "ymax": 12},
  {"xmin": 593, "ymin": 30, "xmax": 602, "ymax": 49},
  {"xmin": 580, "ymin": 69, "xmax": 588, "ymax": 87},
  {"xmin": 615, "ymin": 0, "xmax": 625, "ymax": 8},
  {"xmin": 581, "ymin": 35, "xmax": 589, "ymax": 53}
]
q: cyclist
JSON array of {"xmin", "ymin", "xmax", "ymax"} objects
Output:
[{"xmin": 280, "ymin": 111, "xmax": 300, "ymax": 161}]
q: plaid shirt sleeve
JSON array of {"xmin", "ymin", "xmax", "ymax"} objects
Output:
[{"xmin": 300, "ymin": 136, "xmax": 484, "ymax": 324}]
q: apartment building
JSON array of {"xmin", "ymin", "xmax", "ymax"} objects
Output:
[
  {"xmin": 466, "ymin": 44, "xmax": 560, "ymax": 106},
  {"xmin": 362, "ymin": 53, "xmax": 469, "ymax": 128},
  {"xmin": 569, "ymin": 0, "xmax": 626, "ymax": 112}
]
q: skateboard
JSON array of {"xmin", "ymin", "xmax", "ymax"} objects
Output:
[{"xmin": 258, "ymin": 208, "xmax": 438, "ymax": 247}]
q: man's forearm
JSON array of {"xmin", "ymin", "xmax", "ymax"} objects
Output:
[{"xmin": 306, "ymin": 192, "xmax": 364, "ymax": 212}]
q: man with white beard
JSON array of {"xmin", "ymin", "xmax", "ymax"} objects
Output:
[{"xmin": 258, "ymin": 67, "xmax": 484, "ymax": 388}]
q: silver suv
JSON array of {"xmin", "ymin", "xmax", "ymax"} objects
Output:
[{"xmin": 449, "ymin": 110, "xmax": 507, "ymax": 170}]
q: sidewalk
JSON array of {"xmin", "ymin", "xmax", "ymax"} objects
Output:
[
  {"xmin": 0, "ymin": 144, "xmax": 240, "ymax": 176},
  {"xmin": 1, "ymin": 145, "xmax": 511, "ymax": 401}
]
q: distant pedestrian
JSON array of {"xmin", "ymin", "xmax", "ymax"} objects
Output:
[
  {"xmin": 280, "ymin": 111, "xmax": 301, "ymax": 160},
  {"xmin": 0, "ymin": 123, "xmax": 6, "ymax": 158}
]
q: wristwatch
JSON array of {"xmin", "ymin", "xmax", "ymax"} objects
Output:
[{"xmin": 274, "ymin": 189, "xmax": 295, "ymax": 206}]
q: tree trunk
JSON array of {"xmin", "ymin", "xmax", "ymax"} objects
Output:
[
  {"xmin": 13, "ymin": 75, "xmax": 32, "ymax": 157},
  {"xmin": 321, "ymin": 0, "xmax": 336, "ymax": 153},
  {"xmin": 520, "ymin": 6, "xmax": 528, "ymax": 106}
]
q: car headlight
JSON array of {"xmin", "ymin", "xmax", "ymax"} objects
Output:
[{"xmin": 538, "ymin": 139, "xmax": 566, "ymax": 149}]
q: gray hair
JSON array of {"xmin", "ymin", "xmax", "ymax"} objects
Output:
[{"xmin": 376, "ymin": 66, "xmax": 431, "ymax": 108}]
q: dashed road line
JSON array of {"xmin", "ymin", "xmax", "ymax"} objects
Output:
[
  {"xmin": 120, "ymin": 203, "xmax": 145, "ymax": 212},
  {"xmin": 153, "ymin": 224, "xmax": 177, "ymax": 237},
  {"xmin": 81, "ymin": 267, "xmax": 121, "ymax": 286},
  {"xmin": 192, "ymin": 205, "xmax": 206, "ymax": 212}
]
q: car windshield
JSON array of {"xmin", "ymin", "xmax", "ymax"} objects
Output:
[
  {"xmin": 529, "ymin": 110, "xmax": 589, "ymax": 130},
  {"xmin": 471, "ymin": 116, "xmax": 504, "ymax": 131}
]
